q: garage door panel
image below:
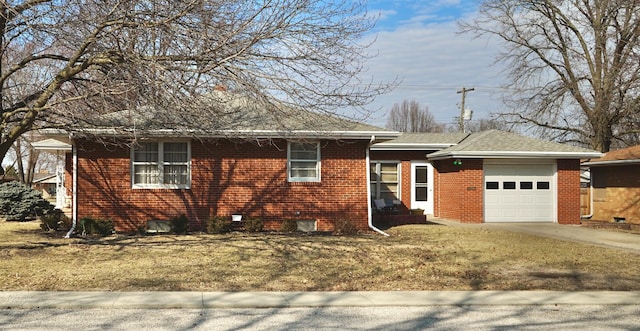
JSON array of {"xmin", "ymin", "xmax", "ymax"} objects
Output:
[{"xmin": 484, "ymin": 163, "xmax": 555, "ymax": 223}]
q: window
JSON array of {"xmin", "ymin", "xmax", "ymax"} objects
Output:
[
  {"xmin": 132, "ymin": 141, "xmax": 190, "ymax": 189},
  {"xmin": 370, "ymin": 162, "xmax": 400, "ymax": 199},
  {"xmin": 537, "ymin": 181, "xmax": 550, "ymax": 190},
  {"xmin": 503, "ymin": 181, "xmax": 516, "ymax": 190},
  {"xmin": 288, "ymin": 142, "xmax": 320, "ymax": 182},
  {"xmin": 520, "ymin": 181, "xmax": 533, "ymax": 190},
  {"xmin": 485, "ymin": 181, "xmax": 499, "ymax": 190},
  {"xmin": 414, "ymin": 166, "xmax": 428, "ymax": 201}
]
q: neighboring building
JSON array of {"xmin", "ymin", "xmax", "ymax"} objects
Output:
[
  {"xmin": 583, "ymin": 145, "xmax": 640, "ymax": 224},
  {"xmin": 32, "ymin": 172, "xmax": 57, "ymax": 200},
  {"xmin": 39, "ymin": 94, "xmax": 601, "ymax": 232}
]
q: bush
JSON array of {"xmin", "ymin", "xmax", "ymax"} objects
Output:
[
  {"xmin": 170, "ymin": 214, "xmax": 189, "ymax": 234},
  {"xmin": 39, "ymin": 209, "xmax": 69, "ymax": 232},
  {"xmin": 280, "ymin": 219, "xmax": 297, "ymax": 232},
  {"xmin": 59, "ymin": 213, "xmax": 74, "ymax": 230},
  {"xmin": 0, "ymin": 181, "xmax": 53, "ymax": 221},
  {"xmin": 244, "ymin": 218, "xmax": 263, "ymax": 232},
  {"xmin": 79, "ymin": 217, "xmax": 114, "ymax": 236},
  {"xmin": 206, "ymin": 216, "xmax": 231, "ymax": 234},
  {"xmin": 332, "ymin": 219, "xmax": 358, "ymax": 235}
]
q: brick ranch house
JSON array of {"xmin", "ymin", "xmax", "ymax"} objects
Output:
[
  {"xmin": 38, "ymin": 94, "xmax": 399, "ymax": 233},
  {"xmin": 37, "ymin": 98, "xmax": 600, "ymax": 233}
]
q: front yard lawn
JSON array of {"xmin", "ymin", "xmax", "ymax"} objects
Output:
[{"xmin": 1, "ymin": 220, "xmax": 639, "ymax": 291}]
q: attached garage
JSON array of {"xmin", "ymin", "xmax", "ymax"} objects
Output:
[
  {"xmin": 484, "ymin": 161, "xmax": 556, "ymax": 223},
  {"xmin": 426, "ymin": 130, "xmax": 602, "ymax": 224}
]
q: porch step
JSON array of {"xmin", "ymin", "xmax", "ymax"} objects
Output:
[{"xmin": 373, "ymin": 214, "xmax": 427, "ymax": 228}]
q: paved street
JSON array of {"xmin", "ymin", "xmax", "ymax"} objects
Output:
[
  {"xmin": 1, "ymin": 291, "xmax": 640, "ymax": 330},
  {"xmin": 2, "ymin": 305, "xmax": 640, "ymax": 330}
]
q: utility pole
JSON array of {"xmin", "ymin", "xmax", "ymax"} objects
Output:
[{"xmin": 457, "ymin": 87, "xmax": 474, "ymax": 132}]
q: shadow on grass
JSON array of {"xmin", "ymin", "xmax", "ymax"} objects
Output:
[{"xmin": 4, "ymin": 221, "xmax": 640, "ymax": 292}]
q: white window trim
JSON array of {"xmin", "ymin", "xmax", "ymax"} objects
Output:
[
  {"xmin": 287, "ymin": 142, "xmax": 321, "ymax": 182},
  {"xmin": 370, "ymin": 161, "xmax": 401, "ymax": 200},
  {"xmin": 131, "ymin": 140, "xmax": 191, "ymax": 189}
]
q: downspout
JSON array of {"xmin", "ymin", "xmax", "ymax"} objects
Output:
[
  {"xmin": 580, "ymin": 168, "xmax": 594, "ymax": 219},
  {"xmin": 367, "ymin": 135, "xmax": 389, "ymax": 236},
  {"xmin": 65, "ymin": 142, "xmax": 78, "ymax": 238}
]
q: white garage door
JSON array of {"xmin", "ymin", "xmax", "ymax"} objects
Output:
[{"xmin": 484, "ymin": 163, "xmax": 556, "ymax": 223}]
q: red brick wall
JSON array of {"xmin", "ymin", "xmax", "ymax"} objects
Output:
[
  {"xmin": 433, "ymin": 159, "xmax": 484, "ymax": 223},
  {"xmin": 70, "ymin": 139, "xmax": 370, "ymax": 232},
  {"xmin": 557, "ymin": 159, "xmax": 581, "ymax": 224}
]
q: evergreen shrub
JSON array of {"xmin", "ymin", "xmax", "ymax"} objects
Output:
[{"xmin": 0, "ymin": 181, "xmax": 53, "ymax": 221}]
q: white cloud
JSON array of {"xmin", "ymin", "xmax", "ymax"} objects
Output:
[{"xmin": 361, "ymin": 19, "xmax": 509, "ymax": 128}]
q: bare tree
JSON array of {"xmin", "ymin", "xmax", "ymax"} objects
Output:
[
  {"xmin": 11, "ymin": 137, "xmax": 39, "ymax": 185},
  {"xmin": 5, "ymin": 133, "xmax": 58, "ymax": 186},
  {"xmin": 385, "ymin": 100, "xmax": 444, "ymax": 132},
  {"xmin": 460, "ymin": 0, "xmax": 640, "ymax": 152},
  {"xmin": 466, "ymin": 118, "xmax": 512, "ymax": 133},
  {"xmin": 0, "ymin": 0, "xmax": 393, "ymax": 167}
]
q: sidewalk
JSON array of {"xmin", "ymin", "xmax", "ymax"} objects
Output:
[{"xmin": 1, "ymin": 291, "xmax": 639, "ymax": 309}]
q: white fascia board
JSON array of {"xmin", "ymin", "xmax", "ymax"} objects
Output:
[
  {"xmin": 192, "ymin": 129, "xmax": 399, "ymax": 140},
  {"xmin": 38, "ymin": 128, "xmax": 71, "ymax": 136},
  {"xmin": 370, "ymin": 143, "xmax": 455, "ymax": 151},
  {"xmin": 583, "ymin": 159, "xmax": 640, "ymax": 166},
  {"xmin": 428, "ymin": 151, "xmax": 603, "ymax": 160},
  {"xmin": 33, "ymin": 174, "xmax": 57, "ymax": 183}
]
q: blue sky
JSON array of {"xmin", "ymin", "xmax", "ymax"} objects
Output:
[
  {"xmin": 360, "ymin": 0, "xmax": 508, "ymax": 128},
  {"xmin": 370, "ymin": 0, "xmax": 476, "ymax": 30}
]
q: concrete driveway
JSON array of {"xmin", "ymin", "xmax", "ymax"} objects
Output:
[{"xmin": 431, "ymin": 218, "xmax": 640, "ymax": 254}]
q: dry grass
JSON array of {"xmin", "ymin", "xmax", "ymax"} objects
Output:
[{"xmin": 2, "ymin": 220, "xmax": 640, "ymax": 291}]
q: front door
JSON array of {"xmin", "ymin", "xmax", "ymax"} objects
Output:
[{"xmin": 411, "ymin": 163, "xmax": 433, "ymax": 215}]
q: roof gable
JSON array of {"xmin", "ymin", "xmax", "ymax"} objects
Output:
[{"xmin": 32, "ymin": 138, "xmax": 72, "ymax": 152}]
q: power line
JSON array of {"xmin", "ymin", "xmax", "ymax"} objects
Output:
[{"xmin": 383, "ymin": 84, "xmax": 517, "ymax": 92}]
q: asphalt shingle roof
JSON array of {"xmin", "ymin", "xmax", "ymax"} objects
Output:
[
  {"xmin": 380, "ymin": 133, "xmax": 469, "ymax": 145},
  {"xmin": 428, "ymin": 130, "xmax": 601, "ymax": 159},
  {"xmin": 71, "ymin": 92, "xmax": 397, "ymax": 139},
  {"xmin": 588, "ymin": 145, "xmax": 640, "ymax": 162}
]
